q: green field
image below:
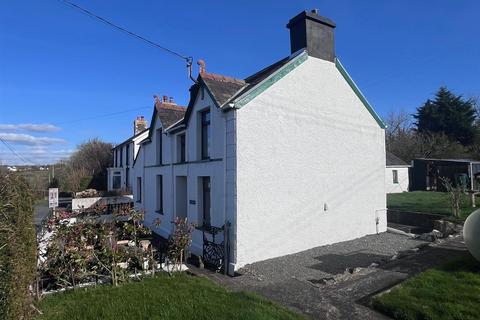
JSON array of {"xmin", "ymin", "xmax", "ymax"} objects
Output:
[
  {"xmin": 387, "ymin": 191, "xmax": 477, "ymax": 220},
  {"xmin": 35, "ymin": 273, "xmax": 304, "ymax": 320},
  {"xmin": 373, "ymin": 254, "xmax": 480, "ymax": 320}
]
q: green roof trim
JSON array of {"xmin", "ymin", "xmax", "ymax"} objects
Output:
[
  {"xmin": 234, "ymin": 51, "xmax": 308, "ymax": 109},
  {"xmin": 335, "ymin": 58, "xmax": 386, "ymax": 129}
]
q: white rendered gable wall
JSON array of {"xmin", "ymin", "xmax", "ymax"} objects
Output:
[{"xmin": 235, "ymin": 56, "xmax": 387, "ymax": 268}]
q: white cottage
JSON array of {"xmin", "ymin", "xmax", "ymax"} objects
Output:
[
  {"xmin": 107, "ymin": 116, "xmax": 149, "ymax": 192},
  {"xmin": 131, "ymin": 10, "xmax": 387, "ymax": 274},
  {"xmin": 385, "ymin": 152, "xmax": 410, "ymax": 194}
]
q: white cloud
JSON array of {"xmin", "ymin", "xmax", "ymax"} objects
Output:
[
  {"xmin": 0, "ymin": 133, "xmax": 67, "ymax": 145},
  {"xmin": 0, "ymin": 146, "xmax": 74, "ymax": 165},
  {"xmin": 0, "ymin": 123, "xmax": 61, "ymax": 132}
]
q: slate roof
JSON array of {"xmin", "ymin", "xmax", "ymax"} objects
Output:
[
  {"xmin": 200, "ymin": 53, "xmax": 294, "ymax": 108},
  {"xmin": 142, "ymin": 100, "xmax": 187, "ymax": 144},
  {"xmin": 156, "ymin": 101, "xmax": 186, "ymax": 128},
  {"xmin": 112, "ymin": 128, "xmax": 149, "ymax": 150},
  {"xmin": 386, "ymin": 152, "xmax": 409, "ymax": 167},
  {"xmin": 200, "ymin": 73, "xmax": 245, "ymax": 107},
  {"xmin": 165, "ymin": 51, "xmax": 304, "ymax": 132}
]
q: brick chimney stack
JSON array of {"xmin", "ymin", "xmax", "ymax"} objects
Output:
[{"xmin": 134, "ymin": 116, "xmax": 147, "ymax": 135}]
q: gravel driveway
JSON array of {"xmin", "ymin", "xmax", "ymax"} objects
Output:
[{"xmin": 190, "ymin": 231, "xmax": 467, "ymax": 319}]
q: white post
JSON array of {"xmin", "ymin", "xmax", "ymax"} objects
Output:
[{"xmin": 470, "ymin": 163, "xmax": 474, "ymax": 190}]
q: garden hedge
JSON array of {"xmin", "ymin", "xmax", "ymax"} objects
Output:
[{"xmin": 0, "ymin": 172, "xmax": 37, "ymax": 320}]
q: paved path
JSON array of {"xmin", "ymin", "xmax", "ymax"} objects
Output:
[
  {"xmin": 188, "ymin": 232, "xmax": 467, "ymax": 320},
  {"xmin": 34, "ymin": 202, "xmax": 50, "ymax": 227}
]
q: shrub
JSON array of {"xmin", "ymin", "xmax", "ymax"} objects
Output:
[{"xmin": 0, "ymin": 173, "xmax": 37, "ymax": 320}]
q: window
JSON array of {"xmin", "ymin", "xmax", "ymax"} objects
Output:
[
  {"xmin": 126, "ymin": 144, "xmax": 130, "ymax": 166},
  {"xmin": 156, "ymin": 128, "xmax": 162, "ymax": 165},
  {"xmin": 115, "ymin": 149, "xmax": 118, "ymax": 167},
  {"xmin": 178, "ymin": 134, "xmax": 186, "ymax": 163},
  {"xmin": 156, "ymin": 175, "xmax": 163, "ymax": 214},
  {"xmin": 112, "ymin": 174, "xmax": 121, "ymax": 189},
  {"xmin": 125, "ymin": 168, "xmax": 129, "ymax": 189},
  {"xmin": 392, "ymin": 170, "xmax": 399, "ymax": 184},
  {"xmin": 200, "ymin": 110, "xmax": 211, "ymax": 159},
  {"xmin": 119, "ymin": 147, "xmax": 123, "ymax": 167},
  {"xmin": 201, "ymin": 177, "xmax": 211, "ymax": 226},
  {"xmin": 136, "ymin": 177, "xmax": 142, "ymax": 203}
]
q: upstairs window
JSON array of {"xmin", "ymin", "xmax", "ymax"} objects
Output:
[
  {"xmin": 392, "ymin": 170, "xmax": 399, "ymax": 184},
  {"xmin": 156, "ymin": 128, "xmax": 162, "ymax": 165},
  {"xmin": 201, "ymin": 110, "xmax": 211, "ymax": 159},
  {"xmin": 178, "ymin": 134, "xmax": 186, "ymax": 163},
  {"xmin": 119, "ymin": 147, "xmax": 123, "ymax": 167},
  {"xmin": 126, "ymin": 144, "xmax": 130, "ymax": 166}
]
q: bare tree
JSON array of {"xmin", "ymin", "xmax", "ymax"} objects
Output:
[
  {"xmin": 56, "ymin": 139, "xmax": 113, "ymax": 192},
  {"xmin": 386, "ymin": 110, "xmax": 469, "ymax": 162},
  {"xmin": 440, "ymin": 177, "xmax": 466, "ymax": 219}
]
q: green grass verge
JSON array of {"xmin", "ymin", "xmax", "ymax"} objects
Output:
[
  {"xmin": 387, "ymin": 191, "xmax": 477, "ymax": 220},
  {"xmin": 35, "ymin": 273, "xmax": 304, "ymax": 320},
  {"xmin": 373, "ymin": 254, "xmax": 480, "ymax": 320}
]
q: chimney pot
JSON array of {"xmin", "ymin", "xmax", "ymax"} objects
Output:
[
  {"xmin": 169, "ymin": 97, "xmax": 174, "ymax": 103},
  {"xmin": 162, "ymin": 95, "xmax": 168, "ymax": 103},
  {"xmin": 197, "ymin": 59, "xmax": 206, "ymax": 74},
  {"xmin": 134, "ymin": 115, "xmax": 148, "ymax": 135},
  {"xmin": 286, "ymin": 10, "xmax": 336, "ymax": 62}
]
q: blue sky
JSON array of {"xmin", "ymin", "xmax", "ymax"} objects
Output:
[{"xmin": 1, "ymin": 0, "xmax": 479, "ymax": 165}]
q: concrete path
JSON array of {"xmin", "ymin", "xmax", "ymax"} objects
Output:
[{"xmin": 189, "ymin": 232, "xmax": 467, "ymax": 320}]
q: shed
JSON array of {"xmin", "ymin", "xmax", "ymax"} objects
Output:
[{"xmin": 410, "ymin": 158, "xmax": 480, "ymax": 191}]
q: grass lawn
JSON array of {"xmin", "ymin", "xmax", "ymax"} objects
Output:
[
  {"xmin": 35, "ymin": 273, "xmax": 304, "ymax": 320},
  {"xmin": 373, "ymin": 254, "xmax": 480, "ymax": 320},
  {"xmin": 387, "ymin": 191, "xmax": 477, "ymax": 220}
]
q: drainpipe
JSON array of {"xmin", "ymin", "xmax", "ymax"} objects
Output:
[
  {"xmin": 375, "ymin": 208, "xmax": 387, "ymax": 235},
  {"xmin": 223, "ymin": 111, "xmax": 228, "ymax": 275},
  {"xmin": 170, "ymin": 132, "xmax": 175, "ymax": 235}
]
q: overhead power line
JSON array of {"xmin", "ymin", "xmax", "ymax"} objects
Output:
[
  {"xmin": 54, "ymin": 106, "xmax": 151, "ymax": 125},
  {"xmin": 58, "ymin": 0, "xmax": 192, "ymax": 63},
  {"xmin": 0, "ymin": 137, "xmax": 36, "ymax": 165}
]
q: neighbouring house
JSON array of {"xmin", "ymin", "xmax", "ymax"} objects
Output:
[
  {"xmin": 130, "ymin": 9, "xmax": 386, "ymax": 274},
  {"xmin": 410, "ymin": 158, "xmax": 480, "ymax": 192},
  {"xmin": 107, "ymin": 116, "xmax": 149, "ymax": 192},
  {"xmin": 385, "ymin": 152, "xmax": 410, "ymax": 193}
]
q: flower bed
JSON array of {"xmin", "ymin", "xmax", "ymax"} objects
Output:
[{"xmin": 37, "ymin": 205, "xmax": 195, "ymax": 292}]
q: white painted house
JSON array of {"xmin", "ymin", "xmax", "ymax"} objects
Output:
[
  {"xmin": 107, "ymin": 116, "xmax": 149, "ymax": 192},
  {"xmin": 131, "ymin": 10, "xmax": 387, "ymax": 274},
  {"xmin": 385, "ymin": 152, "xmax": 410, "ymax": 193}
]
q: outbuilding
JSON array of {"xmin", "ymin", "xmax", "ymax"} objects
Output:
[
  {"xmin": 410, "ymin": 158, "xmax": 480, "ymax": 191},
  {"xmin": 385, "ymin": 152, "xmax": 410, "ymax": 193}
]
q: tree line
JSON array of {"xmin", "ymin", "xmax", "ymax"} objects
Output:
[
  {"xmin": 50, "ymin": 138, "xmax": 113, "ymax": 193},
  {"xmin": 386, "ymin": 86, "xmax": 479, "ymax": 162}
]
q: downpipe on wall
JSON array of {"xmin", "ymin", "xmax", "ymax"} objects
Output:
[{"xmin": 374, "ymin": 208, "xmax": 387, "ymax": 235}]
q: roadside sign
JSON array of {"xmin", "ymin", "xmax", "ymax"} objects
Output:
[{"xmin": 48, "ymin": 188, "xmax": 58, "ymax": 208}]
